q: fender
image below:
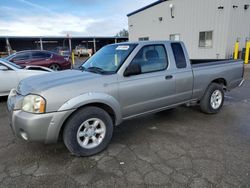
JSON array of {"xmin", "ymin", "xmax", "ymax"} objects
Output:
[{"xmin": 58, "ymin": 92, "xmax": 122, "ymax": 125}]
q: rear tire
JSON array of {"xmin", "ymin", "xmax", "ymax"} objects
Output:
[
  {"xmin": 200, "ymin": 83, "xmax": 224, "ymax": 114},
  {"xmin": 49, "ymin": 63, "xmax": 61, "ymax": 71},
  {"xmin": 63, "ymin": 106, "xmax": 113, "ymax": 156}
]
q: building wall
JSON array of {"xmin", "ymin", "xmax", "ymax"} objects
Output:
[
  {"xmin": 226, "ymin": 0, "xmax": 250, "ymax": 58},
  {"xmin": 128, "ymin": 0, "xmax": 250, "ymax": 59}
]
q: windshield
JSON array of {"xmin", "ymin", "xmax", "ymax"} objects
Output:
[
  {"xmin": 82, "ymin": 44, "xmax": 137, "ymax": 74},
  {"xmin": 5, "ymin": 53, "xmax": 16, "ymax": 61},
  {"xmin": 0, "ymin": 58, "xmax": 22, "ymax": 69}
]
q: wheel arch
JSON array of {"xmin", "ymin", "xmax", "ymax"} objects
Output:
[
  {"xmin": 58, "ymin": 102, "xmax": 118, "ymax": 141},
  {"xmin": 49, "ymin": 63, "xmax": 61, "ymax": 69},
  {"xmin": 197, "ymin": 78, "xmax": 227, "ymax": 103},
  {"xmin": 56, "ymin": 93, "xmax": 122, "ymax": 141},
  {"xmin": 211, "ymin": 78, "xmax": 227, "ymax": 89}
]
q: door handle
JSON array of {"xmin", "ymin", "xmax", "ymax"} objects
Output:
[{"xmin": 165, "ymin": 75, "xmax": 173, "ymax": 80}]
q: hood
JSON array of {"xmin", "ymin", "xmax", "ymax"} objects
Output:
[{"xmin": 17, "ymin": 69, "xmax": 100, "ymax": 96}]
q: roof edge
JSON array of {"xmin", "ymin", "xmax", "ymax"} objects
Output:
[
  {"xmin": 127, "ymin": 0, "xmax": 168, "ymax": 17},
  {"xmin": 0, "ymin": 36, "xmax": 128, "ymax": 39}
]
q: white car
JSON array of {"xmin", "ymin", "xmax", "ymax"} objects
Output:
[
  {"xmin": 0, "ymin": 58, "xmax": 52, "ymax": 96},
  {"xmin": 74, "ymin": 46, "xmax": 92, "ymax": 57}
]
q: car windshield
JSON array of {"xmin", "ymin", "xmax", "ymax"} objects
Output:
[
  {"xmin": 5, "ymin": 53, "xmax": 16, "ymax": 61},
  {"xmin": 0, "ymin": 58, "xmax": 22, "ymax": 69},
  {"xmin": 82, "ymin": 44, "xmax": 137, "ymax": 74}
]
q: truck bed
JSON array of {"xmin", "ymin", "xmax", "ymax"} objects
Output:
[
  {"xmin": 190, "ymin": 59, "xmax": 239, "ymax": 68},
  {"xmin": 190, "ymin": 59, "xmax": 244, "ymax": 100}
]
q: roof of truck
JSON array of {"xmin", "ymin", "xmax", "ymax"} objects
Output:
[{"xmin": 111, "ymin": 40, "xmax": 181, "ymax": 46}]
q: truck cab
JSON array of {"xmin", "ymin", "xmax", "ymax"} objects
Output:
[{"xmin": 116, "ymin": 41, "xmax": 194, "ymax": 118}]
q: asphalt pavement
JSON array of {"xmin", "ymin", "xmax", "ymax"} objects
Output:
[{"xmin": 0, "ymin": 66, "xmax": 249, "ymax": 187}]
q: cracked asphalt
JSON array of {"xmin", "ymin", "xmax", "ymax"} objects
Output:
[{"xmin": 0, "ymin": 67, "xmax": 250, "ymax": 188}]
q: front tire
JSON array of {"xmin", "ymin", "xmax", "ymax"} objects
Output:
[
  {"xmin": 200, "ymin": 83, "xmax": 224, "ymax": 114},
  {"xmin": 63, "ymin": 107, "xmax": 113, "ymax": 156}
]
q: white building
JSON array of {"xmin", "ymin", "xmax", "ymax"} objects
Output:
[{"xmin": 128, "ymin": 0, "xmax": 250, "ymax": 59}]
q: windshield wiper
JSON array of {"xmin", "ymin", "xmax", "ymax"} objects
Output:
[{"xmin": 85, "ymin": 66, "xmax": 105, "ymax": 74}]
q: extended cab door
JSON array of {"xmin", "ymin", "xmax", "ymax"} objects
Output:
[
  {"xmin": 118, "ymin": 44, "xmax": 176, "ymax": 118},
  {"xmin": 170, "ymin": 42, "xmax": 193, "ymax": 103}
]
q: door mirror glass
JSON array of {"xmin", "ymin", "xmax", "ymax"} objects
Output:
[
  {"xmin": 0, "ymin": 65, "xmax": 8, "ymax": 71},
  {"xmin": 124, "ymin": 63, "xmax": 141, "ymax": 77}
]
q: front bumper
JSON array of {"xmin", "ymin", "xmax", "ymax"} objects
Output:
[{"xmin": 7, "ymin": 91, "xmax": 74, "ymax": 143}]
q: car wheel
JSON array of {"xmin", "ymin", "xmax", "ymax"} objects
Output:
[
  {"xmin": 49, "ymin": 64, "xmax": 61, "ymax": 71},
  {"xmin": 63, "ymin": 106, "xmax": 113, "ymax": 156},
  {"xmin": 200, "ymin": 83, "xmax": 224, "ymax": 114}
]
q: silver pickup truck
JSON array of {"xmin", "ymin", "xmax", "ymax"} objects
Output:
[{"xmin": 7, "ymin": 41, "xmax": 244, "ymax": 156}]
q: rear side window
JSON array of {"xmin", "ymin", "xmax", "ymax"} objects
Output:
[
  {"xmin": 171, "ymin": 43, "xmax": 187, "ymax": 69},
  {"xmin": 131, "ymin": 45, "xmax": 168, "ymax": 74},
  {"xmin": 32, "ymin": 51, "xmax": 51, "ymax": 59}
]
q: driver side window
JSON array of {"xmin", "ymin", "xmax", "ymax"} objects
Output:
[{"xmin": 131, "ymin": 45, "xmax": 168, "ymax": 74}]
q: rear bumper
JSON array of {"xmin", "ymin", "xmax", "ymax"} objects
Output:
[
  {"xmin": 227, "ymin": 78, "xmax": 244, "ymax": 90},
  {"xmin": 238, "ymin": 79, "xmax": 244, "ymax": 87},
  {"xmin": 61, "ymin": 61, "xmax": 71, "ymax": 70}
]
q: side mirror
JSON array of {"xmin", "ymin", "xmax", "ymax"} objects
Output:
[
  {"xmin": 0, "ymin": 65, "xmax": 8, "ymax": 71},
  {"xmin": 124, "ymin": 63, "xmax": 141, "ymax": 77}
]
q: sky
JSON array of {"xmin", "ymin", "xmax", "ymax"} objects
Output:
[{"xmin": 0, "ymin": 0, "xmax": 156, "ymax": 37}]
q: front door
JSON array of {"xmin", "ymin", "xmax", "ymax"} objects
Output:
[{"xmin": 118, "ymin": 44, "xmax": 176, "ymax": 118}]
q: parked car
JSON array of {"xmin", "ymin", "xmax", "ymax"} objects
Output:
[
  {"xmin": 0, "ymin": 58, "xmax": 52, "ymax": 96},
  {"xmin": 7, "ymin": 41, "xmax": 244, "ymax": 156},
  {"xmin": 74, "ymin": 45, "xmax": 92, "ymax": 57},
  {"xmin": 5, "ymin": 50, "xmax": 71, "ymax": 71},
  {"xmin": 52, "ymin": 47, "xmax": 71, "ymax": 59}
]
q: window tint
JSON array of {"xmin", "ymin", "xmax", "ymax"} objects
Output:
[
  {"xmin": 13, "ymin": 53, "xmax": 30, "ymax": 61},
  {"xmin": 32, "ymin": 51, "xmax": 51, "ymax": 59},
  {"xmin": 131, "ymin": 45, "xmax": 168, "ymax": 74},
  {"xmin": 171, "ymin": 43, "xmax": 187, "ymax": 69}
]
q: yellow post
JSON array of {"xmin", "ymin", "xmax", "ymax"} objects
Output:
[
  {"xmin": 71, "ymin": 51, "xmax": 75, "ymax": 67},
  {"xmin": 245, "ymin": 40, "xmax": 250, "ymax": 64},
  {"xmin": 234, "ymin": 40, "xmax": 239, "ymax": 59}
]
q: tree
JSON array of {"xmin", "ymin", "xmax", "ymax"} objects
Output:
[{"xmin": 116, "ymin": 29, "xmax": 129, "ymax": 37}]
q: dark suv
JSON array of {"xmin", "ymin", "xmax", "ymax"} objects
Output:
[{"xmin": 5, "ymin": 50, "xmax": 71, "ymax": 71}]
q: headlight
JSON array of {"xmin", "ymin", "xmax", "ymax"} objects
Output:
[{"xmin": 22, "ymin": 95, "xmax": 46, "ymax": 114}]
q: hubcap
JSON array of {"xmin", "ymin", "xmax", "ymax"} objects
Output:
[
  {"xmin": 77, "ymin": 118, "xmax": 106, "ymax": 149},
  {"xmin": 210, "ymin": 90, "xmax": 222, "ymax": 109},
  {"xmin": 50, "ymin": 64, "xmax": 60, "ymax": 71}
]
